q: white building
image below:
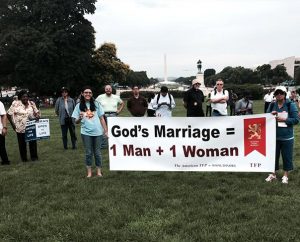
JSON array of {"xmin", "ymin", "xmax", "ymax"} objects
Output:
[{"xmin": 269, "ymin": 56, "xmax": 300, "ymax": 78}]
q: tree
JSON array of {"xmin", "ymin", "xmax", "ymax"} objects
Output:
[
  {"xmin": 125, "ymin": 71, "xmax": 150, "ymax": 87},
  {"xmin": 255, "ymin": 64, "xmax": 272, "ymax": 85},
  {"xmin": 0, "ymin": 0, "xmax": 96, "ymax": 95},
  {"xmin": 271, "ymin": 65, "xmax": 291, "ymax": 85},
  {"xmin": 294, "ymin": 66, "xmax": 300, "ymax": 85},
  {"xmin": 204, "ymin": 69, "xmax": 216, "ymax": 80},
  {"xmin": 92, "ymin": 43, "xmax": 130, "ymax": 89}
]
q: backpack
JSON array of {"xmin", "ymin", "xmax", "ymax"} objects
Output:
[
  {"xmin": 156, "ymin": 93, "xmax": 172, "ymax": 105},
  {"xmin": 214, "ymin": 89, "xmax": 226, "ymax": 95}
]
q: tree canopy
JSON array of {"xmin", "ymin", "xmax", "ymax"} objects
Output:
[
  {"xmin": 0, "ymin": 0, "xmax": 96, "ymax": 95},
  {"xmin": 92, "ymin": 43, "xmax": 130, "ymax": 90}
]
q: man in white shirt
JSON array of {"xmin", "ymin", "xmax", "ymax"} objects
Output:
[
  {"xmin": 0, "ymin": 101, "xmax": 10, "ymax": 165},
  {"xmin": 96, "ymin": 85, "xmax": 124, "ymax": 118},
  {"xmin": 210, "ymin": 79, "xmax": 229, "ymax": 116},
  {"xmin": 151, "ymin": 86, "xmax": 176, "ymax": 117},
  {"xmin": 96, "ymin": 85, "xmax": 124, "ymax": 148},
  {"xmin": 263, "ymin": 89, "xmax": 274, "ymax": 113}
]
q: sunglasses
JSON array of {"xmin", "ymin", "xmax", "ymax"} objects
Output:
[{"xmin": 275, "ymin": 91, "xmax": 284, "ymax": 95}]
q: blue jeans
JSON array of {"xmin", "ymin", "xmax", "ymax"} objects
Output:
[
  {"xmin": 212, "ymin": 109, "xmax": 226, "ymax": 117},
  {"xmin": 81, "ymin": 134, "xmax": 103, "ymax": 168},
  {"xmin": 275, "ymin": 139, "xmax": 294, "ymax": 171},
  {"xmin": 61, "ymin": 124, "xmax": 77, "ymax": 149}
]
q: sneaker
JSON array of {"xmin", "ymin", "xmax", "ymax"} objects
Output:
[
  {"xmin": 281, "ymin": 176, "xmax": 288, "ymax": 184},
  {"xmin": 265, "ymin": 174, "xmax": 277, "ymax": 182}
]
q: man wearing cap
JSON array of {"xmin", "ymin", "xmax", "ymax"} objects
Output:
[
  {"xmin": 151, "ymin": 86, "xmax": 176, "ymax": 117},
  {"xmin": 183, "ymin": 79, "xmax": 204, "ymax": 117},
  {"xmin": 210, "ymin": 79, "xmax": 229, "ymax": 116},
  {"xmin": 235, "ymin": 91, "xmax": 253, "ymax": 115},
  {"xmin": 265, "ymin": 86, "xmax": 299, "ymax": 184},
  {"xmin": 55, "ymin": 87, "xmax": 77, "ymax": 150}
]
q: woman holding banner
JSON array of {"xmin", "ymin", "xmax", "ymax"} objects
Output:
[
  {"xmin": 265, "ymin": 86, "xmax": 299, "ymax": 184},
  {"xmin": 72, "ymin": 86, "xmax": 108, "ymax": 178},
  {"xmin": 7, "ymin": 90, "xmax": 40, "ymax": 162}
]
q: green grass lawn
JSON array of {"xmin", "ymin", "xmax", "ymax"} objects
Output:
[{"xmin": 0, "ymin": 99, "xmax": 299, "ymax": 241}]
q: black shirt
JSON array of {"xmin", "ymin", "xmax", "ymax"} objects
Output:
[{"xmin": 183, "ymin": 88, "xmax": 204, "ymax": 117}]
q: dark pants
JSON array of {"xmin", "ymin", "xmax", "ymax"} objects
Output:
[
  {"xmin": 147, "ymin": 109, "xmax": 156, "ymax": 117},
  {"xmin": 264, "ymin": 102, "xmax": 271, "ymax": 113},
  {"xmin": 206, "ymin": 106, "xmax": 211, "ymax": 117},
  {"xmin": 0, "ymin": 134, "xmax": 10, "ymax": 164},
  {"xmin": 275, "ymin": 139, "xmax": 294, "ymax": 171},
  {"xmin": 17, "ymin": 132, "xmax": 38, "ymax": 161},
  {"xmin": 61, "ymin": 124, "xmax": 77, "ymax": 149},
  {"xmin": 230, "ymin": 104, "xmax": 235, "ymax": 116}
]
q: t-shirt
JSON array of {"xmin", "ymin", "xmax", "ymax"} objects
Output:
[
  {"xmin": 72, "ymin": 101, "xmax": 104, "ymax": 136},
  {"xmin": 210, "ymin": 89, "xmax": 229, "ymax": 116},
  {"xmin": 264, "ymin": 93, "xmax": 273, "ymax": 102},
  {"xmin": 96, "ymin": 94, "xmax": 123, "ymax": 112},
  {"xmin": 151, "ymin": 93, "xmax": 176, "ymax": 117},
  {"xmin": 0, "ymin": 101, "xmax": 6, "ymax": 133},
  {"xmin": 127, "ymin": 95, "xmax": 148, "ymax": 117}
]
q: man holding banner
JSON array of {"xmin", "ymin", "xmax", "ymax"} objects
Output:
[{"xmin": 265, "ymin": 86, "xmax": 299, "ymax": 184}]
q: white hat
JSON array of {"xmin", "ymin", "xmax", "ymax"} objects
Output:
[
  {"xmin": 192, "ymin": 79, "xmax": 201, "ymax": 85},
  {"xmin": 274, "ymin": 86, "xmax": 287, "ymax": 94}
]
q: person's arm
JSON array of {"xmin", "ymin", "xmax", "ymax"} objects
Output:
[
  {"xmin": 126, "ymin": 99, "xmax": 131, "ymax": 112},
  {"xmin": 183, "ymin": 91, "xmax": 188, "ymax": 109},
  {"xmin": 54, "ymin": 98, "xmax": 60, "ymax": 115},
  {"xmin": 284, "ymin": 102, "xmax": 299, "ymax": 125},
  {"xmin": 1, "ymin": 114, "xmax": 8, "ymax": 136},
  {"xmin": 151, "ymin": 95, "xmax": 158, "ymax": 110},
  {"xmin": 30, "ymin": 101, "xmax": 40, "ymax": 119},
  {"xmin": 235, "ymin": 100, "xmax": 241, "ymax": 114},
  {"xmin": 100, "ymin": 116, "xmax": 108, "ymax": 137},
  {"xmin": 71, "ymin": 104, "xmax": 82, "ymax": 124},
  {"xmin": 210, "ymin": 93, "xmax": 227, "ymax": 103},
  {"xmin": 170, "ymin": 95, "xmax": 176, "ymax": 109},
  {"xmin": 117, "ymin": 100, "xmax": 124, "ymax": 115}
]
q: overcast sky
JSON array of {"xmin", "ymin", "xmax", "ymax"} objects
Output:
[{"xmin": 86, "ymin": 0, "xmax": 300, "ymax": 78}]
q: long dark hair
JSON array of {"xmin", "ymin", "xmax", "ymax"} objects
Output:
[{"xmin": 79, "ymin": 86, "xmax": 96, "ymax": 112}]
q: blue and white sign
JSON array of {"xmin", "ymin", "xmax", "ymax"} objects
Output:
[{"xmin": 25, "ymin": 119, "xmax": 50, "ymax": 142}]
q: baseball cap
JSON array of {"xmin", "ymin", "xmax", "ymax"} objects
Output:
[
  {"xmin": 61, "ymin": 87, "xmax": 69, "ymax": 92},
  {"xmin": 274, "ymin": 86, "xmax": 287, "ymax": 95},
  {"xmin": 192, "ymin": 79, "xmax": 201, "ymax": 85}
]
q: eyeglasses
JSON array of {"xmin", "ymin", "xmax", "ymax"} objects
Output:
[
  {"xmin": 216, "ymin": 84, "xmax": 223, "ymax": 86},
  {"xmin": 83, "ymin": 91, "xmax": 92, "ymax": 94},
  {"xmin": 275, "ymin": 92, "xmax": 284, "ymax": 95},
  {"xmin": 194, "ymin": 83, "xmax": 201, "ymax": 86}
]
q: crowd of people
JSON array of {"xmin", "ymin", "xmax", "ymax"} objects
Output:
[{"xmin": 0, "ymin": 79, "xmax": 299, "ymax": 182}]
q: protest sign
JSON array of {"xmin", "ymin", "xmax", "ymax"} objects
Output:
[
  {"xmin": 108, "ymin": 114, "xmax": 276, "ymax": 172},
  {"xmin": 25, "ymin": 119, "xmax": 50, "ymax": 142}
]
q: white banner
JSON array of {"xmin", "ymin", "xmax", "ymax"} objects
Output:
[{"xmin": 108, "ymin": 114, "xmax": 276, "ymax": 172}]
